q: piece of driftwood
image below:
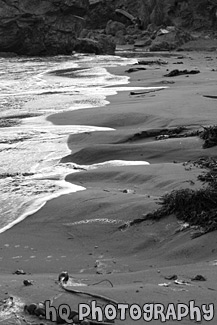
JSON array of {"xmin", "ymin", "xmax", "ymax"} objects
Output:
[
  {"xmin": 60, "ymin": 282, "xmax": 118, "ymax": 305},
  {"xmin": 203, "ymin": 95, "xmax": 217, "ymax": 99},
  {"xmin": 125, "ymin": 67, "xmax": 146, "ymax": 73},
  {"xmin": 130, "ymin": 88, "xmax": 164, "ymax": 96}
]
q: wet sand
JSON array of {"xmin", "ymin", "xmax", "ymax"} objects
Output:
[{"xmin": 1, "ymin": 51, "xmax": 217, "ymax": 324}]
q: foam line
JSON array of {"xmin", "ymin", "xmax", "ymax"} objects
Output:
[{"xmin": 0, "ymin": 180, "xmax": 85, "ymax": 234}]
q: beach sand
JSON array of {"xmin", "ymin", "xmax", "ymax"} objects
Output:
[{"xmin": 1, "ymin": 51, "xmax": 217, "ymax": 324}]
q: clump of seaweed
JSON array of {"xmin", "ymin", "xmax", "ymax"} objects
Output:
[
  {"xmin": 0, "ymin": 118, "xmax": 20, "ymax": 127},
  {"xmin": 120, "ymin": 157, "xmax": 217, "ymax": 235},
  {"xmin": 120, "ymin": 186, "xmax": 217, "ymax": 234},
  {"xmin": 0, "ymin": 172, "xmax": 34, "ymax": 179},
  {"xmin": 154, "ymin": 186, "xmax": 217, "ymax": 233},
  {"xmin": 200, "ymin": 125, "xmax": 217, "ymax": 148},
  {"xmin": 197, "ymin": 157, "xmax": 217, "ymax": 187}
]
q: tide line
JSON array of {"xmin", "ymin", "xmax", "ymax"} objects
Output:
[{"xmin": 0, "ymin": 180, "xmax": 85, "ymax": 234}]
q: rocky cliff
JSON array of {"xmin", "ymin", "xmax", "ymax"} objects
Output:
[
  {"xmin": 0, "ymin": 0, "xmax": 216, "ymax": 56},
  {"xmin": 0, "ymin": 0, "xmax": 89, "ymax": 55},
  {"xmin": 88, "ymin": 0, "xmax": 217, "ymax": 31},
  {"xmin": 87, "ymin": 0, "xmax": 217, "ymax": 51}
]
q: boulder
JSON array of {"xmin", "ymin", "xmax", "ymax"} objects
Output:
[
  {"xmin": 106, "ymin": 20, "xmax": 126, "ymax": 36},
  {"xmin": 74, "ymin": 35, "xmax": 116, "ymax": 55},
  {"xmin": 0, "ymin": 0, "xmax": 89, "ymax": 55},
  {"xmin": 149, "ymin": 28, "xmax": 192, "ymax": 51}
]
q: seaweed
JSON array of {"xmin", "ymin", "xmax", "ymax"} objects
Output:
[
  {"xmin": 200, "ymin": 125, "xmax": 217, "ymax": 148},
  {"xmin": 0, "ymin": 118, "xmax": 19, "ymax": 127},
  {"xmin": 119, "ymin": 157, "xmax": 217, "ymax": 235}
]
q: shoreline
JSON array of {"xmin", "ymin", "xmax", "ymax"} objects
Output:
[
  {"xmin": 1, "ymin": 51, "xmax": 217, "ymax": 324},
  {"xmin": 0, "ymin": 56, "xmax": 163, "ymax": 235},
  {"xmin": 0, "ymin": 55, "xmax": 137, "ymax": 234}
]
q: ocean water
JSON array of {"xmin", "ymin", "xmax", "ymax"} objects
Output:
[{"xmin": 0, "ymin": 53, "xmax": 160, "ymax": 233}]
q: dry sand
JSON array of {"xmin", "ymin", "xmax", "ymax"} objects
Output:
[{"xmin": 1, "ymin": 50, "xmax": 217, "ymax": 324}]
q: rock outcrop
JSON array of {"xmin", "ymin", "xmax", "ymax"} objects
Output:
[
  {"xmin": 149, "ymin": 27, "xmax": 193, "ymax": 51},
  {"xmin": 1, "ymin": 0, "xmax": 216, "ymax": 56},
  {"xmin": 0, "ymin": 0, "xmax": 90, "ymax": 55},
  {"xmin": 74, "ymin": 35, "xmax": 116, "ymax": 55},
  {"xmin": 87, "ymin": 0, "xmax": 217, "ymax": 51}
]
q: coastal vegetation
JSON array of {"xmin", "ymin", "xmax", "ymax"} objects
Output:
[{"xmin": 120, "ymin": 157, "xmax": 217, "ymax": 235}]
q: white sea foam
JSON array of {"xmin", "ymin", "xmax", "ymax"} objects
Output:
[
  {"xmin": 65, "ymin": 218, "xmax": 122, "ymax": 226},
  {"xmin": 0, "ymin": 296, "xmax": 24, "ymax": 322},
  {"xmin": 64, "ymin": 160, "xmax": 150, "ymax": 171},
  {"xmin": 0, "ymin": 54, "xmax": 162, "ymax": 233}
]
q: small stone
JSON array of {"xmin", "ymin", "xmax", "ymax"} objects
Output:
[
  {"xmin": 34, "ymin": 307, "xmax": 46, "ymax": 317},
  {"xmin": 58, "ymin": 271, "xmax": 69, "ymax": 283},
  {"xmin": 191, "ymin": 275, "xmax": 206, "ymax": 281},
  {"xmin": 24, "ymin": 303, "xmax": 37, "ymax": 315},
  {"xmin": 13, "ymin": 269, "xmax": 26, "ymax": 275},
  {"xmin": 23, "ymin": 279, "xmax": 33, "ymax": 286}
]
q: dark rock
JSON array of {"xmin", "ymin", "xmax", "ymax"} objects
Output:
[
  {"xmin": 23, "ymin": 279, "xmax": 33, "ymax": 286},
  {"xmin": 74, "ymin": 38, "xmax": 102, "ymax": 54},
  {"xmin": 58, "ymin": 271, "xmax": 69, "ymax": 283},
  {"xmin": 74, "ymin": 35, "xmax": 115, "ymax": 55},
  {"xmin": 24, "ymin": 303, "xmax": 37, "ymax": 315},
  {"xmin": 149, "ymin": 28, "xmax": 193, "ymax": 51},
  {"xmin": 105, "ymin": 20, "xmax": 126, "ymax": 37},
  {"xmin": 13, "ymin": 269, "xmax": 26, "ymax": 275},
  {"xmin": 34, "ymin": 306, "xmax": 46, "ymax": 317},
  {"xmin": 0, "ymin": 0, "xmax": 89, "ymax": 56},
  {"xmin": 164, "ymin": 69, "xmax": 200, "ymax": 77},
  {"xmin": 125, "ymin": 67, "xmax": 146, "ymax": 73},
  {"xmin": 191, "ymin": 275, "xmax": 207, "ymax": 282},
  {"xmin": 88, "ymin": 0, "xmax": 217, "ymax": 38}
]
